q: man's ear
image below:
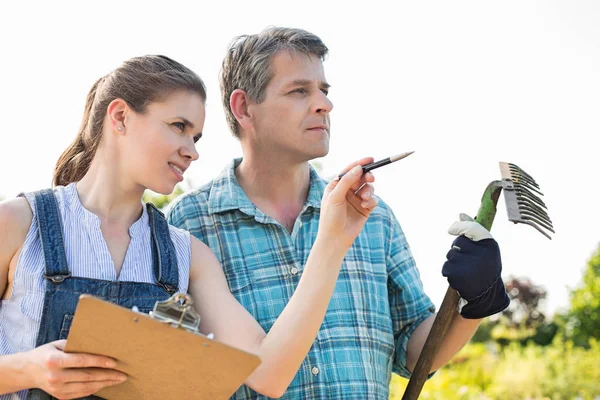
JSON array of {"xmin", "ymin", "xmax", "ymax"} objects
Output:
[
  {"xmin": 107, "ymin": 98, "xmax": 129, "ymax": 134},
  {"xmin": 230, "ymin": 89, "xmax": 253, "ymax": 131}
]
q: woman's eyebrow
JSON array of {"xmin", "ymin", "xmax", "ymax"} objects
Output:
[{"xmin": 176, "ymin": 117, "xmax": 195, "ymax": 129}]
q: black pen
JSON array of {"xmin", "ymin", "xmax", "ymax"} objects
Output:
[{"xmin": 338, "ymin": 151, "xmax": 415, "ymax": 179}]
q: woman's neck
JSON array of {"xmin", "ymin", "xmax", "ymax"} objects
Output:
[{"xmin": 75, "ymin": 156, "xmax": 145, "ymax": 227}]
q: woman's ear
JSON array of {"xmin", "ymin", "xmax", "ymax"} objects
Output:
[
  {"xmin": 107, "ymin": 98, "xmax": 129, "ymax": 134},
  {"xmin": 230, "ymin": 89, "xmax": 253, "ymax": 131}
]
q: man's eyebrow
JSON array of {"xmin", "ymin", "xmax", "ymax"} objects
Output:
[{"xmin": 285, "ymin": 79, "xmax": 331, "ymax": 89}]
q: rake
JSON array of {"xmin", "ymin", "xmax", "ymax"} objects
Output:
[{"xmin": 402, "ymin": 162, "xmax": 555, "ymax": 399}]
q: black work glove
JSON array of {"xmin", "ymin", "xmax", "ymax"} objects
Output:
[{"xmin": 441, "ymin": 214, "xmax": 510, "ymax": 319}]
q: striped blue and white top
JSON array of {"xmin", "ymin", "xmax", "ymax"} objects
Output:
[{"xmin": 0, "ymin": 183, "xmax": 191, "ymax": 366}]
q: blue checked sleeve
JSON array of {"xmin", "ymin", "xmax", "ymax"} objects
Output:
[
  {"xmin": 166, "ymin": 191, "xmax": 206, "ymax": 240},
  {"xmin": 383, "ymin": 204, "xmax": 436, "ymax": 378}
]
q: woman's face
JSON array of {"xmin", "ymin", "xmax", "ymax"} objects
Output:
[{"xmin": 122, "ymin": 90, "xmax": 206, "ymax": 194}]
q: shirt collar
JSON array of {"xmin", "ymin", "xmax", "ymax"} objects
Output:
[
  {"xmin": 66, "ymin": 182, "xmax": 149, "ymax": 236},
  {"xmin": 207, "ymin": 158, "xmax": 328, "ymax": 216}
]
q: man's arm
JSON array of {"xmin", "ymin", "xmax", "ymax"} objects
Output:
[
  {"xmin": 383, "ymin": 203, "xmax": 437, "ymax": 379},
  {"xmin": 406, "ymin": 312, "xmax": 481, "ymax": 373},
  {"xmin": 406, "ymin": 213, "xmax": 510, "ymax": 373}
]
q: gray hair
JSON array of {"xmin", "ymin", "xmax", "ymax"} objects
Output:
[{"xmin": 219, "ymin": 27, "xmax": 329, "ymax": 138}]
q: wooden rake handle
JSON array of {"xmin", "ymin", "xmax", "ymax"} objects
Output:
[{"xmin": 402, "ymin": 182, "xmax": 503, "ymax": 400}]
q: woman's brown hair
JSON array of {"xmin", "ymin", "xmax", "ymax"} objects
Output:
[{"xmin": 53, "ymin": 55, "xmax": 206, "ymax": 187}]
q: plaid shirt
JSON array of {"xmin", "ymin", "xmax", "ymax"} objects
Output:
[{"xmin": 167, "ymin": 159, "xmax": 435, "ymax": 400}]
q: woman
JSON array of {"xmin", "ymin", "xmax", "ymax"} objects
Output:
[{"xmin": 0, "ymin": 55, "xmax": 377, "ymax": 399}]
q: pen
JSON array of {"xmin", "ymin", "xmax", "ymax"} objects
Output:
[{"xmin": 338, "ymin": 151, "xmax": 415, "ymax": 179}]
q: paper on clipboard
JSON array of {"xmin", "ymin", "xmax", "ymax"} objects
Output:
[{"xmin": 64, "ymin": 294, "xmax": 261, "ymax": 400}]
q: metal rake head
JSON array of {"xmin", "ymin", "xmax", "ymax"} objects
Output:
[{"xmin": 499, "ymin": 162, "xmax": 555, "ymax": 239}]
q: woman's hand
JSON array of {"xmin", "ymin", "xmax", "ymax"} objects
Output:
[
  {"xmin": 318, "ymin": 157, "xmax": 378, "ymax": 249},
  {"xmin": 24, "ymin": 340, "xmax": 127, "ymax": 399}
]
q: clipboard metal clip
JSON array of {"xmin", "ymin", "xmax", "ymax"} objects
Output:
[{"xmin": 149, "ymin": 293, "xmax": 202, "ymax": 335}]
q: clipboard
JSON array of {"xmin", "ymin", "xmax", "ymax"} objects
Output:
[{"xmin": 64, "ymin": 294, "xmax": 261, "ymax": 400}]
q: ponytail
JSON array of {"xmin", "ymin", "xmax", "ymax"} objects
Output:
[{"xmin": 53, "ymin": 77, "xmax": 103, "ymax": 187}]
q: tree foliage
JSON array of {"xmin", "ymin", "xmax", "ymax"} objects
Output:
[
  {"xmin": 142, "ymin": 185, "xmax": 185, "ymax": 211},
  {"xmin": 567, "ymin": 243, "xmax": 600, "ymax": 347},
  {"xmin": 470, "ymin": 276, "xmax": 554, "ymax": 346},
  {"xmin": 503, "ymin": 276, "xmax": 547, "ymax": 329}
]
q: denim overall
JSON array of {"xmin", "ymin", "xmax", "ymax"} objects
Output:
[{"xmin": 25, "ymin": 189, "xmax": 180, "ymax": 400}]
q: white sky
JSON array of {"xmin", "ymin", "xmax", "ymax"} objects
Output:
[{"xmin": 1, "ymin": 1, "xmax": 599, "ymax": 315}]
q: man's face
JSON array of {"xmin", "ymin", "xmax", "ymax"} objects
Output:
[{"xmin": 247, "ymin": 51, "xmax": 333, "ymax": 163}]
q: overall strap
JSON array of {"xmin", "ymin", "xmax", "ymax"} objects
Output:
[
  {"xmin": 147, "ymin": 203, "xmax": 179, "ymax": 294},
  {"xmin": 32, "ymin": 189, "xmax": 71, "ymax": 283}
]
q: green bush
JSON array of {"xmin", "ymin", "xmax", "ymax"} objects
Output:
[{"xmin": 390, "ymin": 338, "xmax": 600, "ymax": 399}]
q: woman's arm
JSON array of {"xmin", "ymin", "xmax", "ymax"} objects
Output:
[
  {"xmin": 0, "ymin": 199, "xmax": 127, "ymax": 398},
  {"xmin": 188, "ymin": 163, "xmax": 378, "ymax": 398},
  {"xmin": 0, "ymin": 198, "xmax": 31, "ymax": 300},
  {"xmin": 0, "ymin": 197, "xmax": 32, "ymax": 394}
]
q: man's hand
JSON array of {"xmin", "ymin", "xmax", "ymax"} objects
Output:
[{"xmin": 442, "ymin": 214, "xmax": 510, "ymax": 319}]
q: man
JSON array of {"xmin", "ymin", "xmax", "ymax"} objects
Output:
[{"xmin": 168, "ymin": 27, "xmax": 509, "ymax": 399}]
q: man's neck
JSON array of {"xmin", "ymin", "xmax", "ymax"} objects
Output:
[{"xmin": 235, "ymin": 156, "xmax": 311, "ymax": 232}]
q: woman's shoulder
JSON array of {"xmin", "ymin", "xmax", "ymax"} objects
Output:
[
  {"xmin": 0, "ymin": 185, "xmax": 74, "ymax": 245},
  {"xmin": 188, "ymin": 234, "xmax": 221, "ymax": 282},
  {"xmin": 17, "ymin": 184, "xmax": 73, "ymax": 212},
  {"xmin": 167, "ymin": 223, "xmax": 191, "ymax": 242},
  {"xmin": 0, "ymin": 197, "xmax": 33, "ymax": 233},
  {"xmin": 0, "ymin": 197, "xmax": 33, "ymax": 257}
]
